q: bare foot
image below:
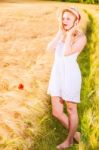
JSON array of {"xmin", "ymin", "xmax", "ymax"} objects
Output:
[
  {"xmin": 74, "ymin": 131, "xmax": 81, "ymax": 143},
  {"xmin": 56, "ymin": 139, "xmax": 73, "ymax": 150}
]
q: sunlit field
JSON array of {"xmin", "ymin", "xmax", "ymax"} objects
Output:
[{"xmin": 0, "ymin": 1, "xmax": 98, "ymax": 150}]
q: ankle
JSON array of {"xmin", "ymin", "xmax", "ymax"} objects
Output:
[
  {"xmin": 66, "ymin": 137, "xmax": 73, "ymax": 144},
  {"xmin": 74, "ymin": 131, "xmax": 78, "ymax": 137}
]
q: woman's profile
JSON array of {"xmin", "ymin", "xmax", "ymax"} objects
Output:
[{"xmin": 46, "ymin": 6, "xmax": 87, "ymax": 149}]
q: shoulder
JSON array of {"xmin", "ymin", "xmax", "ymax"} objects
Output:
[
  {"xmin": 74, "ymin": 30, "xmax": 87, "ymax": 45},
  {"xmin": 71, "ymin": 30, "xmax": 87, "ymax": 53},
  {"xmin": 78, "ymin": 30, "xmax": 87, "ymax": 41}
]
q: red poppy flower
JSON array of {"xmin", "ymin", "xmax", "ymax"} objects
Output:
[{"xmin": 18, "ymin": 83, "xmax": 24, "ymax": 90}]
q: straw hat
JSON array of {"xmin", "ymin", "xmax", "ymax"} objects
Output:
[
  {"xmin": 57, "ymin": 6, "xmax": 81, "ymax": 23},
  {"xmin": 63, "ymin": 6, "xmax": 81, "ymax": 23}
]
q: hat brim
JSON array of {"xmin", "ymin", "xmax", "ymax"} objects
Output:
[{"xmin": 64, "ymin": 8, "xmax": 81, "ymax": 22}]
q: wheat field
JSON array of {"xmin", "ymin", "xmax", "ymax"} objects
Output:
[{"xmin": 0, "ymin": 1, "xmax": 98, "ymax": 150}]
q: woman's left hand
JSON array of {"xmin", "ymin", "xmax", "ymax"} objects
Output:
[{"xmin": 66, "ymin": 23, "xmax": 79, "ymax": 37}]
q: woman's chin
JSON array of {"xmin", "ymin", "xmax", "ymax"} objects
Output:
[
  {"xmin": 64, "ymin": 28, "xmax": 69, "ymax": 31},
  {"xmin": 64, "ymin": 26, "xmax": 70, "ymax": 31}
]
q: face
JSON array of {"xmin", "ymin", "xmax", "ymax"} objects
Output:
[{"xmin": 62, "ymin": 11, "xmax": 77, "ymax": 31}]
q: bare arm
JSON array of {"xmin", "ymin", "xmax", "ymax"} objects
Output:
[
  {"xmin": 46, "ymin": 30, "xmax": 62, "ymax": 52},
  {"xmin": 63, "ymin": 33, "xmax": 87, "ymax": 56}
]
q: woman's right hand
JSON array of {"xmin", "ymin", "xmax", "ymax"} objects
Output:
[{"xmin": 58, "ymin": 26, "xmax": 67, "ymax": 42}]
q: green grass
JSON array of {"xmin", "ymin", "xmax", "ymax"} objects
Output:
[{"xmin": 78, "ymin": 10, "xmax": 99, "ymax": 150}]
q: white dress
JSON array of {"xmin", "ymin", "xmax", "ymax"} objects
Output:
[{"xmin": 47, "ymin": 40, "xmax": 82, "ymax": 103}]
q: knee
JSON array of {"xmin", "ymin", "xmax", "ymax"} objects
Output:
[
  {"xmin": 67, "ymin": 106, "xmax": 77, "ymax": 116},
  {"xmin": 52, "ymin": 110, "xmax": 63, "ymax": 119}
]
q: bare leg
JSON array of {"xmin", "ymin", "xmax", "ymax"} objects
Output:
[
  {"xmin": 51, "ymin": 97, "xmax": 80, "ymax": 143},
  {"xmin": 51, "ymin": 96, "xmax": 69, "ymax": 128},
  {"xmin": 56, "ymin": 101, "xmax": 79, "ymax": 149}
]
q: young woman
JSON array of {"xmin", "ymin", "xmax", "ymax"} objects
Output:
[{"xmin": 46, "ymin": 6, "xmax": 87, "ymax": 149}]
